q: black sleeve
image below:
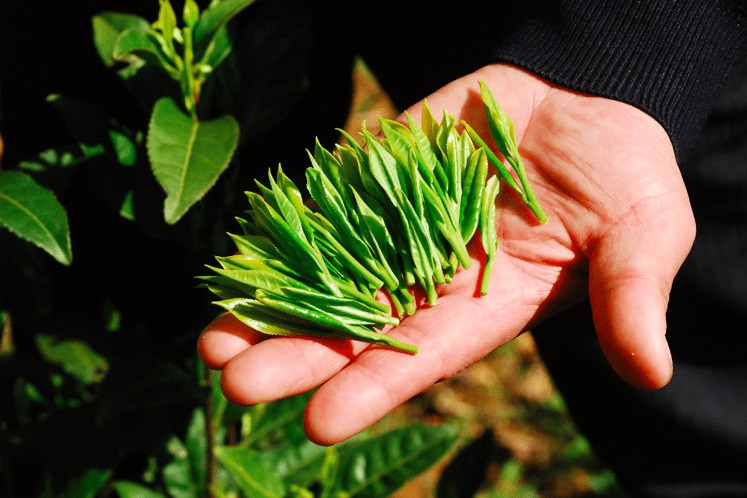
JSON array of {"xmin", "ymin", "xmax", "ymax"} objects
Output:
[
  {"xmin": 487, "ymin": 0, "xmax": 747, "ymax": 161},
  {"xmin": 326, "ymin": 0, "xmax": 747, "ymax": 161}
]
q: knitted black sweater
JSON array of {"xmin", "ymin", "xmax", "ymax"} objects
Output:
[
  {"xmin": 333, "ymin": 0, "xmax": 747, "ymax": 162},
  {"xmin": 489, "ymin": 0, "xmax": 747, "ymax": 161}
]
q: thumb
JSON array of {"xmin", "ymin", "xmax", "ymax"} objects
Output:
[{"xmin": 588, "ymin": 198, "xmax": 695, "ymax": 389}]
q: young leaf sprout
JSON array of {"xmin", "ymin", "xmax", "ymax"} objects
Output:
[{"xmin": 199, "ymin": 82, "xmax": 546, "ymax": 353}]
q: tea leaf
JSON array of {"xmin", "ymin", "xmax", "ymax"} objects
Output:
[
  {"xmin": 193, "ymin": 0, "xmax": 259, "ymax": 55},
  {"xmin": 0, "ymin": 171, "xmax": 72, "ymax": 265},
  {"xmin": 215, "ymin": 446, "xmax": 286, "ymax": 498},
  {"xmin": 332, "ymin": 424, "xmax": 458, "ymax": 498},
  {"xmin": 92, "ymin": 12, "xmax": 152, "ymax": 67},
  {"xmin": 201, "ymin": 83, "xmax": 544, "ymax": 352},
  {"xmin": 480, "ymin": 175, "xmax": 501, "ymax": 295},
  {"xmin": 35, "ymin": 334, "xmax": 108, "ymax": 385},
  {"xmin": 59, "ymin": 468, "xmax": 114, "ymax": 498},
  {"xmin": 113, "ymin": 481, "xmax": 167, "ymax": 498},
  {"xmin": 114, "ymin": 27, "xmax": 174, "ymax": 71},
  {"xmin": 147, "ymin": 97, "xmax": 239, "ymax": 224}
]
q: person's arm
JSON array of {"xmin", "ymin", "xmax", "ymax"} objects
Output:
[
  {"xmin": 200, "ymin": 63, "xmax": 695, "ymax": 445},
  {"xmin": 199, "ymin": 0, "xmax": 746, "ymax": 446}
]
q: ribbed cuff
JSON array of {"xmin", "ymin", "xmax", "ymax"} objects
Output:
[{"xmin": 489, "ymin": 0, "xmax": 747, "ymax": 161}]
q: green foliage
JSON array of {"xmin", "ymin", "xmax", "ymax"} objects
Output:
[
  {"xmin": 0, "ymin": 0, "xmax": 256, "ymax": 263},
  {"xmin": 96, "ymin": 0, "xmax": 252, "ymax": 224},
  {"xmin": 0, "ymin": 171, "xmax": 72, "ymax": 265},
  {"xmin": 0, "ymin": 2, "xmax": 557, "ymax": 498},
  {"xmin": 99, "ymin": 376, "xmax": 459, "ymax": 498},
  {"xmin": 147, "ymin": 97, "xmax": 239, "ymax": 223}
]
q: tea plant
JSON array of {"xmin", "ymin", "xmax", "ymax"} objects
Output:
[
  {"xmin": 0, "ymin": 1, "xmax": 491, "ymax": 497},
  {"xmin": 105, "ymin": 370, "xmax": 460, "ymax": 498}
]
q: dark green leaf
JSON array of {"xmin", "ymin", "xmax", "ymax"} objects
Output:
[
  {"xmin": 113, "ymin": 27, "xmax": 174, "ymax": 71},
  {"xmin": 0, "ymin": 171, "xmax": 72, "ymax": 265},
  {"xmin": 92, "ymin": 12, "xmax": 151, "ymax": 67},
  {"xmin": 113, "ymin": 481, "xmax": 167, "ymax": 498},
  {"xmin": 164, "ymin": 436, "xmax": 198, "ymax": 498},
  {"xmin": 243, "ymin": 390, "xmax": 314, "ymax": 447},
  {"xmin": 35, "ymin": 334, "xmax": 108, "ymax": 385},
  {"xmin": 17, "ymin": 144, "xmax": 93, "ymax": 197},
  {"xmin": 333, "ymin": 424, "xmax": 458, "ymax": 498},
  {"xmin": 147, "ymin": 97, "xmax": 239, "ymax": 224},
  {"xmin": 270, "ymin": 439, "xmax": 328, "ymax": 488},
  {"xmin": 185, "ymin": 409, "xmax": 208, "ymax": 498},
  {"xmin": 198, "ymin": 25, "xmax": 233, "ymax": 70},
  {"xmin": 215, "ymin": 446, "xmax": 286, "ymax": 498},
  {"xmin": 59, "ymin": 468, "xmax": 113, "ymax": 498},
  {"xmin": 193, "ymin": 0, "xmax": 259, "ymax": 54}
]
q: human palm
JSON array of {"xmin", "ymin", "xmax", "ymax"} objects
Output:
[{"xmin": 198, "ymin": 64, "xmax": 695, "ymax": 445}]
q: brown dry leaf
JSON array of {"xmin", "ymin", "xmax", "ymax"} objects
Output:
[{"xmin": 341, "ymin": 57, "xmax": 400, "ymax": 143}]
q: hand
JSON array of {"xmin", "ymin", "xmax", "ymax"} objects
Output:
[{"xmin": 198, "ymin": 64, "xmax": 695, "ymax": 445}]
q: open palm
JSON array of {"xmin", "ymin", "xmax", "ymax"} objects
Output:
[{"xmin": 198, "ymin": 64, "xmax": 695, "ymax": 445}]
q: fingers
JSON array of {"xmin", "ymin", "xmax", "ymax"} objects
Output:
[
  {"xmin": 302, "ymin": 286, "xmax": 531, "ymax": 445},
  {"xmin": 198, "ymin": 313, "xmax": 370, "ymax": 403},
  {"xmin": 199, "ymin": 251, "xmax": 548, "ymax": 446},
  {"xmin": 302, "ymin": 254, "xmax": 551, "ymax": 445},
  {"xmin": 220, "ymin": 334, "xmax": 369, "ymax": 406},
  {"xmin": 588, "ymin": 191, "xmax": 696, "ymax": 389},
  {"xmin": 198, "ymin": 313, "xmax": 265, "ymax": 369}
]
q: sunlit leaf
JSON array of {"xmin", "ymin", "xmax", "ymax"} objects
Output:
[{"xmin": 147, "ymin": 97, "xmax": 239, "ymax": 224}]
